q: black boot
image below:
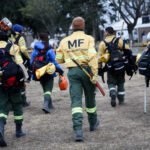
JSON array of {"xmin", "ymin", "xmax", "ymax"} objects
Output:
[
  {"xmin": 23, "ymin": 101, "xmax": 30, "ymax": 107},
  {"xmin": 74, "ymin": 130, "xmax": 84, "ymax": 142},
  {"xmin": 48, "ymin": 98, "xmax": 55, "ymax": 109},
  {"xmin": 16, "ymin": 123, "xmax": 26, "ymax": 138},
  {"xmin": 0, "ymin": 120, "xmax": 7, "ymax": 147},
  {"xmin": 111, "ymin": 95, "xmax": 116, "ymax": 107},
  {"xmin": 22, "ymin": 93, "xmax": 30, "ymax": 107},
  {"xmin": 90, "ymin": 119, "xmax": 100, "ymax": 131},
  {"xmin": 42, "ymin": 98, "xmax": 50, "ymax": 113}
]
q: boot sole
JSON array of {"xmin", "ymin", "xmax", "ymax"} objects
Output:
[
  {"xmin": 42, "ymin": 108, "xmax": 50, "ymax": 114},
  {"xmin": 75, "ymin": 138, "xmax": 84, "ymax": 142},
  {"xmin": 0, "ymin": 132, "xmax": 7, "ymax": 147},
  {"xmin": 16, "ymin": 133, "xmax": 26, "ymax": 138}
]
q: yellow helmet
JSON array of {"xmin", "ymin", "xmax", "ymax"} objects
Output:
[
  {"xmin": 136, "ymin": 53, "xmax": 141, "ymax": 65},
  {"xmin": 99, "ymin": 53, "xmax": 110, "ymax": 63},
  {"xmin": 46, "ymin": 63, "xmax": 56, "ymax": 74}
]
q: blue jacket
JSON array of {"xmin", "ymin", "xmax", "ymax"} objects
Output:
[{"xmin": 30, "ymin": 41, "xmax": 62, "ymax": 77}]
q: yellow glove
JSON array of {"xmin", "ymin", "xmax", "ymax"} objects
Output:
[
  {"xmin": 90, "ymin": 74, "xmax": 97, "ymax": 84},
  {"xmin": 0, "ymin": 71, "xmax": 3, "ymax": 76}
]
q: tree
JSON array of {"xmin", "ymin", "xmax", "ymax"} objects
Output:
[
  {"xmin": 0, "ymin": 0, "xmax": 27, "ymax": 25},
  {"xmin": 20, "ymin": 0, "xmax": 60, "ymax": 37},
  {"xmin": 110, "ymin": 0, "xmax": 147, "ymax": 42},
  {"xmin": 58, "ymin": 0, "xmax": 107, "ymax": 41}
]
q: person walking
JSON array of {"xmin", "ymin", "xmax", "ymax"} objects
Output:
[
  {"xmin": 30, "ymin": 32, "xmax": 64, "ymax": 114},
  {"xmin": 56, "ymin": 17, "xmax": 99, "ymax": 142},
  {"xmin": 98, "ymin": 27, "xmax": 130, "ymax": 107},
  {"xmin": 0, "ymin": 31, "xmax": 26, "ymax": 147},
  {"xmin": 12, "ymin": 24, "xmax": 31, "ymax": 107}
]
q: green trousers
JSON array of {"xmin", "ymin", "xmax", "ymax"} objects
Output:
[
  {"xmin": 40, "ymin": 75, "xmax": 54, "ymax": 101},
  {"xmin": 68, "ymin": 67, "xmax": 97, "ymax": 131},
  {"xmin": 0, "ymin": 88, "xmax": 23, "ymax": 124},
  {"xmin": 21, "ymin": 86, "xmax": 27, "ymax": 104},
  {"xmin": 107, "ymin": 71, "xmax": 125, "ymax": 102}
]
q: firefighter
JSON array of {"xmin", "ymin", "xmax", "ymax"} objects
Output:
[
  {"xmin": 0, "ymin": 31, "xmax": 26, "ymax": 147},
  {"xmin": 56, "ymin": 17, "xmax": 99, "ymax": 142},
  {"xmin": 12, "ymin": 24, "xmax": 31, "ymax": 107},
  {"xmin": 98, "ymin": 27, "xmax": 130, "ymax": 107},
  {"xmin": 30, "ymin": 32, "xmax": 64, "ymax": 114}
]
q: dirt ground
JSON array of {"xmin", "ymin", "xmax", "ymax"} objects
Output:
[{"xmin": 3, "ymin": 61, "xmax": 150, "ymax": 150}]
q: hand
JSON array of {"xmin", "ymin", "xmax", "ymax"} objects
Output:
[
  {"xmin": 27, "ymin": 69, "xmax": 32, "ymax": 82},
  {"xmin": 90, "ymin": 74, "xmax": 97, "ymax": 84},
  {"xmin": 56, "ymin": 68, "xmax": 64, "ymax": 76}
]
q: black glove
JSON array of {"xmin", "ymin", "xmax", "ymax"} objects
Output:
[
  {"xmin": 26, "ymin": 69, "xmax": 32, "ymax": 83},
  {"xmin": 56, "ymin": 68, "xmax": 64, "ymax": 76},
  {"xmin": 98, "ymin": 68, "xmax": 104, "ymax": 76},
  {"xmin": 98, "ymin": 68, "xmax": 105, "ymax": 83}
]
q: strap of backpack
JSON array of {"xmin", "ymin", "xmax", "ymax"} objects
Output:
[
  {"xmin": 5, "ymin": 43, "xmax": 12, "ymax": 52},
  {"xmin": 113, "ymin": 37, "xmax": 120, "ymax": 48},
  {"xmin": 103, "ymin": 37, "xmax": 117, "ymax": 54},
  {"xmin": 14, "ymin": 35, "xmax": 21, "ymax": 45}
]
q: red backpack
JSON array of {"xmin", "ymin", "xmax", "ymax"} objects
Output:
[
  {"xmin": 0, "ymin": 43, "xmax": 25, "ymax": 92},
  {"xmin": 32, "ymin": 49, "xmax": 49, "ymax": 80}
]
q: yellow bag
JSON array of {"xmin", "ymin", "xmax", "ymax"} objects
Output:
[
  {"xmin": 35, "ymin": 63, "xmax": 56, "ymax": 79},
  {"xmin": 99, "ymin": 53, "xmax": 110, "ymax": 63}
]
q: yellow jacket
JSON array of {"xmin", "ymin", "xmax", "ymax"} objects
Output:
[
  {"xmin": 56, "ymin": 31, "xmax": 98, "ymax": 75},
  {"xmin": 15, "ymin": 33, "xmax": 30, "ymax": 59},
  {"xmin": 0, "ymin": 41, "xmax": 23, "ymax": 64},
  {"xmin": 98, "ymin": 35, "xmax": 130, "ymax": 67}
]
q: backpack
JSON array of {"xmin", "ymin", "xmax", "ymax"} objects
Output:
[
  {"xmin": 104, "ymin": 37, "xmax": 125, "ymax": 74},
  {"xmin": 32, "ymin": 49, "xmax": 49, "ymax": 81},
  {"xmin": 138, "ymin": 51, "xmax": 150, "ymax": 77},
  {"xmin": 14, "ymin": 35, "xmax": 30, "ymax": 68},
  {"xmin": 123, "ymin": 48, "xmax": 137, "ymax": 77},
  {"xmin": 0, "ymin": 43, "xmax": 25, "ymax": 93},
  {"xmin": 14, "ymin": 35, "xmax": 21, "ymax": 45}
]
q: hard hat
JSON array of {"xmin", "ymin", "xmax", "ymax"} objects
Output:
[
  {"xmin": 46, "ymin": 63, "xmax": 56, "ymax": 74},
  {"xmin": 0, "ymin": 18, "xmax": 12, "ymax": 31},
  {"xmin": 136, "ymin": 53, "xmax": 141, "ymax": 65},
  {"xmin": 72, "ymin": 17, "xmax": 85, "ymax": 30},
  {"xmin": 99, "ymin": 53, "xmax": 110, "ymax": 63}
]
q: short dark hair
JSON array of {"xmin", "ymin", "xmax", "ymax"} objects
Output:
[
  {"xmin": 105, "ymin": 27, "xmax": 114, "ymax": 35},
  {"xmin": 39, "ymin": 32, "xmax": 49, "ymax": 51},
  {"xmin": 0, "ymin": 31, "xmax": 8, "ymax": 41}
]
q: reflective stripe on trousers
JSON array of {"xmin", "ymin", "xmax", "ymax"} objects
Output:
[
  {"xmin": 14, "ymin": 115, "xmax": 23, "ymax": 120},
  {"xmin": 0, "ymin": 113, "xmax": 8, "ymax": 119},
  {"xmin": 44, "ymin": 91, "xmax": 51, "ymax": 96},
  {"xmin": 72, "ymin": 107, "xmax": 83, "ymax": 115},
  {"xmin": 86, "ymin": 107, "xmax": 96, "ymax": 113},
  {"xmin": 118, "ymin": 91, "xmax": 125, "ymax": 95}
]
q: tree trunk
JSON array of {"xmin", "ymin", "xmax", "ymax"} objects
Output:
[
  {"xmin": 92, "ymin": 19, "xmax": 96, "ymax": 40},
  {"xmin": 127, "ymin": 24, "xmax": 134, "ymax": 47}
]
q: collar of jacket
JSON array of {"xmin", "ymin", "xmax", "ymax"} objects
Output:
[
  {"xmin": 106, "ymin": 35, "xmax": 115, "ymax": 40},
  {"xmin": 72, "ymin": 31, "xmax": 84, "ymax": 34},
  {"xmin": 73, "ymin": 29, "xmax": 84, "ymax": 32}
]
